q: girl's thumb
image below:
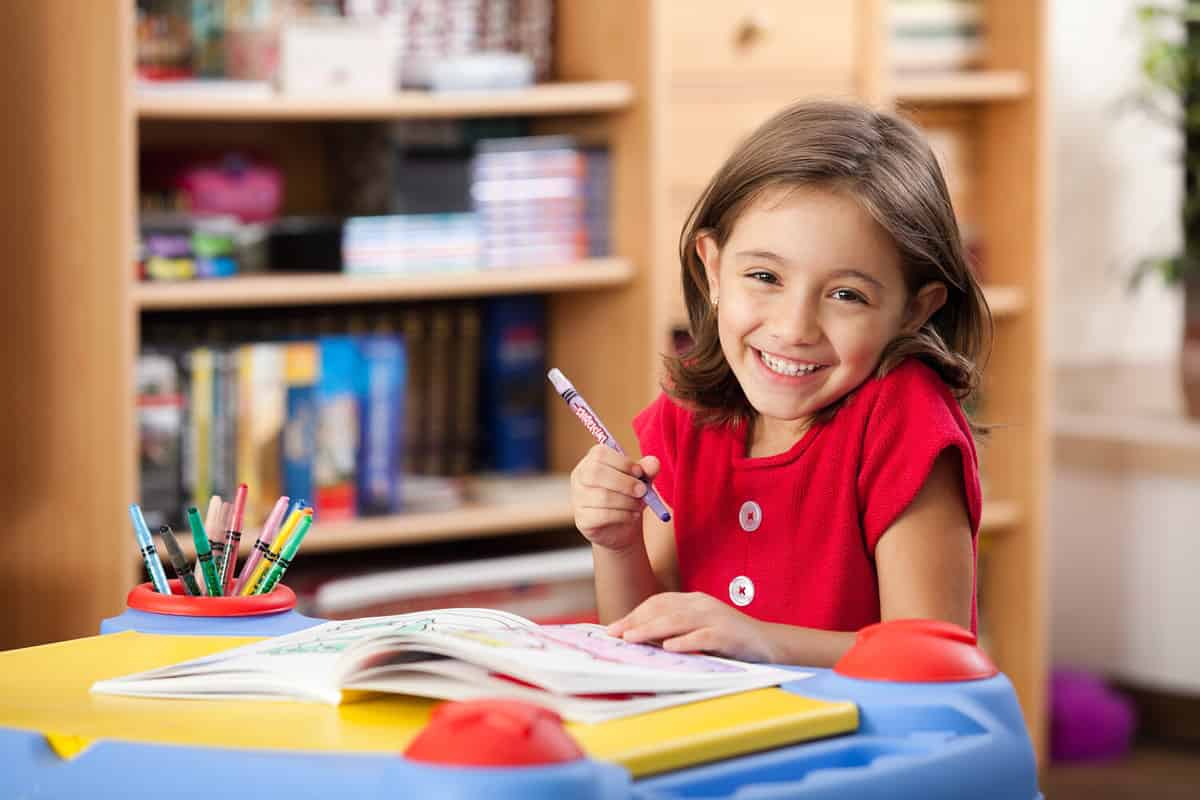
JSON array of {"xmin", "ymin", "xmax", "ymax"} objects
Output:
[{"xmin": 639, "ymin": 455, "xmax": 661, "ymax": 479}]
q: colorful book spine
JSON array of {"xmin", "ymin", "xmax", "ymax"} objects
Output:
[
  {"xmin": 187, "ymin": 347, "xmax": 214, "ymax": 510},
  {"xmin": 237, "ymin": 343, "xmax": 285, "ymax": 524},
  {"xmin": 282, "ymin": 342, "xmax": 319, "ymax": 507},
  {"xmin": 136, "ymin": 351, "xmax": 185, "ymax": 530},
  {"xmin": 450, "ymin": 304, "xmax": 481, "ymax": 476},
  {"xmin": 314, "ymin": 337, "xmax": 363, "ymax": 520},
  {"xmin": 423, "ymin": 307, "xmax": 453, "ymax": 475},
  {"xmin": 401, "ymin": 310, "xmax": 429, "ymax": 477},
  {"xmin": 478, "ymin": 295, "xmax": 546, "ymax": 473},
  {"xmin": 356, "ymin": 334, "xmax": 407, "ymax": 515}
]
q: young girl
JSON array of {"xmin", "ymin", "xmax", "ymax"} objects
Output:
[{"xmin": 569, "ymin": 100, "xmax": 990, "ymax": 667}]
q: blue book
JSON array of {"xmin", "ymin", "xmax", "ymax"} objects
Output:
[
  {"xmin": 314, "ymin": 337, "xmax": 364, "ymax": 521},
  {"xmin": 282, "ymin": 342, "xmax": 318, "ymax": 506},
  {"xmin": 356, "ymin": 334, "xmax": 407, "ymax": 515},
  {"xmin": 478, "ymin": 296, "xmax": 546, "ymax": 473}
]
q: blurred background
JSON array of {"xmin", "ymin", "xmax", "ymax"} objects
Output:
[{"xmin": 0, "ymin": 0, "xmax": 1196, "ymax": 793}]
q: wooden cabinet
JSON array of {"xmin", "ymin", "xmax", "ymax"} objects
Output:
[{"xmin": 661, "ymin": 1, "xmax": 859, "ymax": 86}]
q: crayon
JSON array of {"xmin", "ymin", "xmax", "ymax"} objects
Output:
[
  {"xmin": 158, "ymin": 524, "xmax": 201, "ymax": 596},
  {"xmin": 197, "ymin": 495, "xmax": 223, "ymax": 591},
  {"xmin": 186, "ymin": 506, "xmax": 223, "ymax": 597},
  {"xmin": 256, "ymin": 514, "xmax": 313, "ymax": 595},
  {"xmin": 128, "ymin": 504, "xmax": 171, "ymax": 594},
  {"xmin": 547, "ymin": 368, "xmax": 671, "ymax": 522},
  {"xmin": 211, "ymin": 499, "xmax": 232, "ymax": 581},
  {"xmin": 231, "ymin": 495, "xmax": 290, "ymax": 596},
  {"xmin": 244, "ymin": 507, "xmax": 310, "ymax": 596},
  {"xmin": 219, "ymin": 485, "xmax": 248, "ymax": 593}
]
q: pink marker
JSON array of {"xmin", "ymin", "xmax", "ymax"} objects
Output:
[
  {"xmin": 231, "ymin": 495, "xmax": 290, "ymax": 596},
  {"xmin": 547, "ymin": 368, "xmax": 671, "ymax": 522},
  {"xmin": 219, "ymin": 483, "xmax": 249, "ymax": 593}
]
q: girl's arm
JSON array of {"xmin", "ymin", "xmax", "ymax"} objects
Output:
[
  {"xmin": 611, "ymin": 448, "xmax": 972, "ymax": 667},
  {"xmin": 768, "ymin": 448, "xmax": 973, "ymax": 665},
  {"xmin": 874, "ymin": 448, "xmax": 974, "ymax": 629},
  {"xmin": 570, "ymin": 443, "xmax": 681, "ymax": 622},
  {"xmin": 593, "ymin": 508, "xmax": 679, "ymax": 622}
]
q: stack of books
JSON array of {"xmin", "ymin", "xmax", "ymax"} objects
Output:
[
  {"xmin": 890, "ymin": 0, "xmax": 985, "ymax": 73},
  {"xmin": 137, "ymin": 296, "xmax": 548, "ymax": 528}
]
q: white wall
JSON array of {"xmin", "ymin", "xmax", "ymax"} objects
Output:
[
  {"xmin": 1050, "ymin": 0, "xmax": 1181, "ymax": 365},
  {"xmin": 1051, "ymin": 469, "xmax": 1200, "ymax": 692},
  {"xmin": 1048, "ymin": 0, "xmax": 1198, "ymax": 692}
]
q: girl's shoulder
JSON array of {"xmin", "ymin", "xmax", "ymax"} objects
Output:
[
  {"xmin": 633, "ymin": 389, "xmax": 733, "ymax": 453},
  {"xmin": 841, "ymin": 358, "xmax": 974, "ymax": 450},
  {"xmin": 634, "ymin": 389, "xmax": 701, "ymax": 437},
  {"xmin": 850, "ymin": 357, "xmax": 959, "ymax": 415}
]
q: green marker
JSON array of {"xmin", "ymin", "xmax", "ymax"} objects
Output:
[
  {"xmin": 256, "ymin": 514, "xmax": 313, "ymax": 595},
  {"xmin": 158, "ymin": 524, "xmax": 201, "ymax": 596},
  {"xmin": 186, "ymin": 506, "xmax": 223, "ymax": 596}
]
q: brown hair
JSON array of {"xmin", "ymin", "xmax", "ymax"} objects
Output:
[{"xmin": 666, "ymin": 99, "xmax": 991, "ymax": 432}]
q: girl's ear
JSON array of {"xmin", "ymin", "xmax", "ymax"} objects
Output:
[
  {"xmin": 695, "ymin": 233, "xmax": 721, "ymax": 302},
  {"xmin": 902, "ymin": 281, "xmax": 948, "ymax": 334}
]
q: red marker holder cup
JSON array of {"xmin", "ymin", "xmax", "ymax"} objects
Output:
[{"xmin": 100, "ymin": 579, "xmax": 323, "ymax": 637}]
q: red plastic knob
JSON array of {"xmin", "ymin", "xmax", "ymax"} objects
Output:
[
  {"xmin": 834, "ymin": 618, "xmax": 998, "ymax": 682},
  {"xmin": 404, "ymin": 699, "xmax": 585, "ymax": 767}
]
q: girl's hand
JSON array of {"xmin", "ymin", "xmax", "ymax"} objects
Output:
[
  {"xmin": 570, "ymin": 444, "xmax": 660, "ymax": 552},
  {"xmin": 606, "ymin": 592, "xmax": 777, "ymax": 663}
]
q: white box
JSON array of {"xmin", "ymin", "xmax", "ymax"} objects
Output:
[{"xmin": 278, "ymin": 19, "xmax": 401, "ymax": 94}]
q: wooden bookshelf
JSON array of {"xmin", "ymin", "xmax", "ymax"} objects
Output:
[
  {"xmin": 134, "ymin": 259, "xmax": 635, "ymax": 310},
  {"xmin": 985, "ymin": 285, "xmax": 1027, "ymax": 318},
  {"xmin": 136, "ymin": 81, "xmax": 634, "ymax": 120},
  {"xmin": 980, "ymin": 498, "xmax": 1022, "ymax": 532},
  {"xmin": 893, "ymin": 70, "xmax": 1029, "ymax": 104}
]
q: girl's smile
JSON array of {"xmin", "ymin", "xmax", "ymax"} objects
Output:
[{"xmin": 698, "ymin": 186, "xmax": 945, "ymax": 456}]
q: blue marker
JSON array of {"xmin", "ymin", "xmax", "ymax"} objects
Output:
[
  {"xmin": 128, "ymin": 504, "xmax": 172, "ymax": 594},
  {"xmin": 547, "ymin": 368, "xmax": 672, "ymax": 522}
]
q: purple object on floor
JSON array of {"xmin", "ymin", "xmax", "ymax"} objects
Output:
[{"xmin": 1050, "ymin": 668, "xmax": 1137, "ymax": 762}]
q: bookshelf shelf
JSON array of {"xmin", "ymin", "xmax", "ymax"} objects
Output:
[
  {"xmin": 133, "ymin": 259, "xmax": 635, "ymax": 310},
  {"xmin": 136, "ymin": 81, "xmax": 634, "ymax": 121},
  {"xmin": 310, "ymin": 499, "xmax": 574, "ymax": 552},
  {"xmin": 893, "ymin": 70, "xmax": 1028, "ymax": 103},
  {"xmin": 150, "ymin": 474, "xmax": 577, "ymax": 565}
]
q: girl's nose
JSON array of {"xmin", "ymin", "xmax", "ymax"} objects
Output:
[{"xmin": 771, "ymin": 300, "xmax": 823, "ymax": 345}]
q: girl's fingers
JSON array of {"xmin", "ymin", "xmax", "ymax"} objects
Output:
[
  {"xmin": 581, "ymin": 463, "xmax": 647, "ymax": 499},
  {"xmin": 661, "ymin": 629, "xmax": 714, "ymax": 654},
  {"xmin": 577, "ymin": 486, "xmax": 644, "ymax": 512},
  {"xmin": 575, "ymin": 446, "xmax": 647, "ymax": 497},
  {"xmin": 576, "ymin": 507, "xmax": 641, "ymax": 530},
  {"xmin": 615, "ymin": 604, "xmax": 701, "ymax": 644},
  {"xmin": 638, "ymin": 455, "xmax": 661, "ymax": 480}
]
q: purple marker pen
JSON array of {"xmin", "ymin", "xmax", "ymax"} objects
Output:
[{"xmin": 548, "ymin": 368, "xmax": 671, "ymax": 522}]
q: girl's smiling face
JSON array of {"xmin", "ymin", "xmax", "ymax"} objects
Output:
[{"xmin": 698, "ymin": 186, "xmax": 945, "ymax": 449}]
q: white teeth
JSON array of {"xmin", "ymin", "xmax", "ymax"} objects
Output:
[{"xmin": 759, "ymin": 351, "xmax": 823, "ymax": 377}]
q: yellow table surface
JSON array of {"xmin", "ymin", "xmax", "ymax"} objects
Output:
[{"xmin": 0, "ymin": 631, "xmax": 858, "ymax": 778}]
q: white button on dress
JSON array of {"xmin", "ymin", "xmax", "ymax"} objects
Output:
[
  {"xmin": 738, "ymin": 501, "xmax": 762, "ymax": 532},
  {"xmin": 729, "ymin": 575, "xmax": 755, "ymax": 607}
]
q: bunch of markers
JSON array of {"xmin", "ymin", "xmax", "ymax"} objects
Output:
[{"xmin": 129, "ymin": 483, "xmax": 314, "ymax": 598}]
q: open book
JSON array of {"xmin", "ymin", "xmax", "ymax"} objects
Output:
[{"xmin": 92, "ymin": 609, "xmax": 807, "ymax": 723}]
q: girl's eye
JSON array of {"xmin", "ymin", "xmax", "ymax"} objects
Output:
[
  {"xmin": 747, "ymin": 270, "xmax": 779, "ymax": 284},
  {"xmin": 831, "ymin": 288, "xmax": 868, "ymax": 304}
]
